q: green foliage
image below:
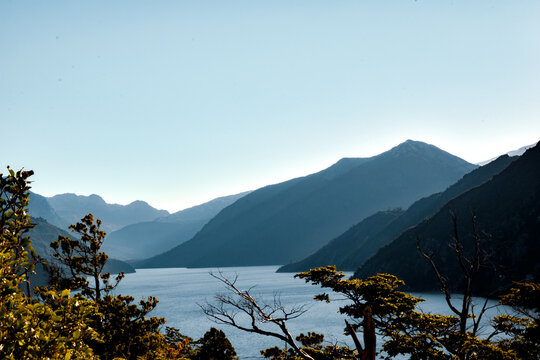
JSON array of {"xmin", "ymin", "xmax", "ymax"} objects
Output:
[
  {"xmin": 162, "ymin": 326, "xmax": 198, "ymax": 359},
  {"xmin": 295, "ymin": 266, "xmax": 423, "ymax": 332},
  {"xmin": 261, "ymin": 332, "xmax": 356, "ymax": 360},
  {"xmin": 295, "ymin": 266, "xmax": 540, "ymax": 360},
  {"xmin": 92, "ymin": 294, "xmax": 166, "ymax": 360},
  {"xmin": 193, "ymin": 327, "xmax": 238, "ymax": 360},
  {"xmin": 492, "ymin": 282, "xmax": 540, "ymax": 359},
  {"xmin": 0, "ymin": 167, "xmax": 38, "ymax": 295},
  {"xmin": 1, "ymin": 167, "xmax": 98, "ymax": 359},
  {"xmin": 0, "ymin": 288, "xmax": 100, "ymax": 360},
  {"xmin": 499, "ymin": 282, "xmax": 540, "ymax": 313},
  {"xmin": 2, "ymin": 166, "xmax": 239, "ymax": 360},
  {"xmin": 49, "ymin": 212, "xmax": 239, "ymax": 360},
  {"xmin": 50, "ymin": 213, "xmax": 124, "ymax": 301},
  {"xmin": 49, "ymin": 214, "xmax": 169, "ymax": 359}
]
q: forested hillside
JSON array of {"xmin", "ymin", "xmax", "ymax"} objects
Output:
[
  {"xmin": 355, "ymin": 142, "xmax": 540, "ymax": 295},
  {"xmin": 279, "ymin": 154, "xmax": 516, "ymax": 272}
]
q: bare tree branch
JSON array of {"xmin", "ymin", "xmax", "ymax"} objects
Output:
[
  {"xmin": 417, "ymin": 236, "xmax": 461, "ymax": 316},
  {"xmin": 201, "ymin": 271, "xmax": 314, "ymax": 360},
  {"xmin": 418, "ymin": 211, "xmax": 501, "ymax": 351}
]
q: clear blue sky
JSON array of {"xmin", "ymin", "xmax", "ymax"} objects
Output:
[{"xmin": 2, "ymin": 0, "xmax": 539, "ymax": 212}]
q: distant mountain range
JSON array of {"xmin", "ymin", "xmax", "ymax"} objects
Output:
[
  {"xmin": 24, "ymin": 138, "xmax": 537, "ymax": 298},
  {"xmin": 27, "ymin": 188, "xmax": 250, "ymax": 261},
  {"xmin": 102, "ymin": 192, "xmax": 250, "ymax": 260},
  {"xmin": 46, "ymin": 193, "xmax": 169, "ymax": 232},
  {"xmin": 137, "ymin": 140, "xmax": 477, "ymax": 268},
  {"xmin": 28, "ymin": 192, "xmax": 67, "ymax": 229},
  {"xmin": 28, "ymin": 193, "xmax": 169, "ymax": 232},
  {"xmin": 27, "ymin": 217, "xmax": 135, "ymax": 289},
  {"xmin": 278, "ymin": 154, "xmax": 517, "ymax": 273},
  {"xmin": 477, "ymin": 144, "xmax": 535, "ymax": 166},
  {"xmin": 355, "ymin": 142, "xmax": 540, "ymax": 295}
]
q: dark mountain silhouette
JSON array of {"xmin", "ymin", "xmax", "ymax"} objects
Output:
[
  {"xmin": 278, "ymin": 154, "xmax": 517, "ymax": 273},
  {"xmin": 137, "ymin": 140, "xmax": 477, "ymax": 268},
  {"xmin": 355, "ymin": 142, "xmax": 540, "ymax": 296},
  {"xmin": 46, "ymin": 193, "xmax": 169, "ymax": 232},
  {"xmin": 102, "ymin": 192, "xmax": 250, "ymax": 260}
]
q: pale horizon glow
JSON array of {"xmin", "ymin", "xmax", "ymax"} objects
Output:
[
  {"xmin": 2, "ymin": 0, "xmax": 539, "ymax": 212},
  {"xmin": 25, "ymin": 138, "xmax": 538, "ymax": 213}
]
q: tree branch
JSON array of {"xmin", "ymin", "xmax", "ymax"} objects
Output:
[{"xmin": 201, "ymin": 271, "xmax": 314, "ymax": 360}]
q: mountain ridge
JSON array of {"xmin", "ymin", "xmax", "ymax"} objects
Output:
[
  {"xmin": 44, "ymin": 193, "xmax": 169, "ymax": 232},
  {"xmin": 354, "ymin": 141, "xmax": 540, "ymax": 295},
  {"xmin": 103, "ymin": 191, "xmax": 250, "ymax": 260},
  {"xmin": 278, "ymin": 153, "xmax": 517, "ymax": 273},
  {"xmin": 137, "ymin": 140, "xmax": 477, "ymax": 268}
]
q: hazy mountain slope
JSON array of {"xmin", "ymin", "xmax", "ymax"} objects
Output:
[
  {"xmin": 336, "ymin": 154, "xmax": 517, "ymax": 268},
  {"xmin": 47, "ymin": 193, "xmax": 168, "ymax": 232},
  {"xmin": 278, "ymin": 154, "xmax": 516, "ymax": 273},
  {"xmin": 103, "ymin": 222, "xmax": 188, "ymax": 260},
  {"xmin": 27, "ymin": 218, "xmax": 135, "ymax": 289},
  {"xmin": 158, "ymin": 192, "xmax": 251, "ymax": 224},
  {"xmin": 278, "ymin": 209, "xmax": 405, "ymax": 272},
  {"xmin": 102, "ymin": 192, "xmax": 250, "ymax": 260},
  {"xmin": 355, "ymin": 142, "xmax": 540, "ymax": 296},
  {"xmin": 28, "ymin": 192, "xmax": 67, "ymax": 229},
  {"xmin": 138, "ymin": 140, "xmax": 477, "ymax": 268}
]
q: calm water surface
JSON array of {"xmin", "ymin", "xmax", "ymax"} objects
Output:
[{"xmin": 115, "ymin": 266, "xmax": 509, "ymax": 359}]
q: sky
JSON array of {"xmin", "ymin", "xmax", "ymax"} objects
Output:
[{"xmin": 1, "ymin": 0, "xmax": 539, "ymax": 213}]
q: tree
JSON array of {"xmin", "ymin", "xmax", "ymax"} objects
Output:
[
  {"xmin": 260, "ymin": 332, "xmax": 356, "ymax": 360},
  {"xmin": 194, "ymin": 327, "xmax": 238, "ymax": 360},
  {"xmin": 1, "ymin": 167, "xmax": 99, "ymax": 359},
  {"xmin": 296, "ymin": 267, "xmax": 424, "ymax": 360},
  {"xmin": 50, "ymin": 213, "xmax": 123, "ymax": 301},
  {"xmin": 49, "ymin": 213, "xmax": 168, "ymax": 360},
  {"xmin": 493, "ymin": 282, "xmax": 540, "ymax": 358},
  {"xmin": 201, "ymin": 271, "xmax": 316, "ymax": 360},
  {"xmin": 417, "ymin": 213, "xmax": 492, "ymax": 338},
  {"xmin": 49, "ymin": 213, "xmax": 242, "ymax": 360},
  {"xmin": 0, "ymin": 167, "xmax": 39, "ymax": 296},
  {"xmin": 2, "ymin": 166, "xmax": 240, "ymax": 360},
  {"xmin": 412, "ymin": 213, "xmax": 526, "ymax": 359},
  {"xmin": 204, "ymin": 261, "xmax": 540, "ymax": 360}
]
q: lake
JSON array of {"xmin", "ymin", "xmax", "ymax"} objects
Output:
[{"xmin": 115, "ymin": 266, "xmax": 509, "ymax": 359}]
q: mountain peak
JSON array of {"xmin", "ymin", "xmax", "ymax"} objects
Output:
[
  {"xmin": 382, "ymin": 140, "xmax": 475, "ymax": 170},
  {"xmin": 52, "ymin": 193, "xmax": 105, "ymax": 202},
  {"xmin": 394, "ymin": 139, "xmax": 433, "ymax": 151},
  {"xmin": 384, "ymin": 140, "xmax": 440, "ymax": 158},
  {"xmin": 139, "ymin": 140, "xmax": 477, "ymax": 269},
  {"xmin": 127, "ymin": 200, "xmax": 150, "ymax": 207}
]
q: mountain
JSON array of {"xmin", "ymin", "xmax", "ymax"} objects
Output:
[
  {"xmin": 477, "ymin": 143, "xmax": 535, "ymax": 166},
  {"xmin": 354, "ymin": 142, "xmax": 540, "ymax": 296},
  {"xmin": 137, "ymin": 140, "xmax": 477, "ymax": 268},
  {"xmin": 157, "ymin": 192, "xmax": 251, "ymax": 224},
  {"xmin": 278, "ymin": 209, "xmax": 405, "ymax": 272},
  {"xmin": 28, "ymin": 192, "xmax": 67, "ymax": 229},
  {"xmin": 46, "ymin": 193, "xmax": 168, "ymax": 232},
  {"xmin": 278, "ymin": 153, "xmax": 517, "ymax": 273},
  {"xmin": 102, "ymin": 192, "xmax": 249, "ymax": 260},
  {"xmin": 27, "ymin": 217, "xmax": 135, "ymax": 289}
]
